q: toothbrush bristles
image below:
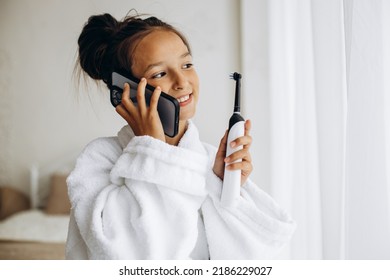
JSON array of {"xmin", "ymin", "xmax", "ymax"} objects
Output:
[{"xmin": 230, "ymin": 72, "xmax": 242, "ymax": 80}]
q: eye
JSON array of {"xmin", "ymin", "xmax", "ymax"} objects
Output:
[
  {"xmin": 151, "ymin": 72, "xmax": 166, "ymax": 79},
  {"xmin": 182, "ymin": 63, "xmax": 194, "ymax": 69}
]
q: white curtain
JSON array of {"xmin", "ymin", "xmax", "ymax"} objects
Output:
[{"xmin": 242, "ymin": 0, "xmax": 390, "ymax": 259}]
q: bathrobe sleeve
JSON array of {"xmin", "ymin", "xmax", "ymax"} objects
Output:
[
  {"xmin": 66, "ymin": 135, "xmax": 209, "ymax": 259},
  {"xmin": 201, "ymin": 144, "xmax": 296, "ymax": 260},
  {"xmin": 66, "ymin": 137, "xmax": 121, "ymax": 259}
]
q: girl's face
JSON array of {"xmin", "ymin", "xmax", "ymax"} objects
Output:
[{"xmin": 131, "ymin": 30, "xmax": 199, "ymax": 122}]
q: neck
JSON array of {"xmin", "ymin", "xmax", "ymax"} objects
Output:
[{"xmin": 165, "ymin": 120, "xmax": 188, "ymax": 146}]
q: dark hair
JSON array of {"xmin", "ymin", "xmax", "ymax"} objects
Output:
[{"xmin": 76, "ymin": 13, "xmax": 191, "ymax": 85}]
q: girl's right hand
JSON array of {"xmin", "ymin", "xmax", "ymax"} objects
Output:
[{"xmin": 115, "ymin": 78, "xmax": 166, "ymax": 142}]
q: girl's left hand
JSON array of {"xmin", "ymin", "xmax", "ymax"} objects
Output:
[{"xmin": 213, "ymin": 119, "xmax": 253, "ymax": 186}]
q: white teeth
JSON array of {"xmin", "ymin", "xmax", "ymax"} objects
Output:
[{"xmin": 177, "ymin": 94, "xmax": 190, "ymax": 103}]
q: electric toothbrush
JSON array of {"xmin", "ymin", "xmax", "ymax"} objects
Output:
[{"xmin": 221, "ymin": 72, "xmax": 245, "ymax": 207}]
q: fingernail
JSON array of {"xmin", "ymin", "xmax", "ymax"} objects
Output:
[
  {"xmin": 224, "ymin": 157, "xmax": 230, "ymax": 163},
  {"xmin": 230, "ymin": 141, "xmax": 236, "ymax": 148},
  {"xmin": 141, "ymin": 77, "xmax": 146, "ymax": 82}
]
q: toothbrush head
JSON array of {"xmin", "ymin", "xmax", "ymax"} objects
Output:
[{"xmin": 230, "ymin": 72, "xmax": 242, "ymax": 81}]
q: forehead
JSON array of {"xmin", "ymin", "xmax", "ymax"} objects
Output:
[{"xmin": 131, "ymin": 30, "xmax": 189, "ymax": 66}]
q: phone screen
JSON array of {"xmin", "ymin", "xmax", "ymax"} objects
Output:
[{"xmin": 110, "ymin": 71, "xmax": 180, "ymax": 138}]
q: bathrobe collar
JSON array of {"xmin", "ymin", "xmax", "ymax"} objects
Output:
[{"xmin": 117, "ymin": 120, "xmax": 206, "ymax": 155}]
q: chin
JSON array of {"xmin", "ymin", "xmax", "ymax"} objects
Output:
[
  {"xmin": 179, "ymin": 106, "xmax": 196, "ymax": 121},
  {"xmin": 179, "ymin": 114, "xmax": 194, "ymax": 122}
]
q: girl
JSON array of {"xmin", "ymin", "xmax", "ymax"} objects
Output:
[{"xmin": 66, "ymin": 13, "xmax": 295, "ymax": 259}]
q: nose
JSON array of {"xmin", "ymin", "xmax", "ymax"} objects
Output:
[{"xmin": 172, "ymin": 71, "xmax": 188, "ymax": 91}]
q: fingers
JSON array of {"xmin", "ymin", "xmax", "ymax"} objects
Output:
[
  {"xmin": 115, "ymin": 78, "xmax": 165, "ymax": 140},
  {"xmin": 212, "ymin": 129, "xmax": 229, "ymax": 181},
  {"xmin": 224, "ymin": 139, "xmax": 252, "ymax": 172},
  {"xmin": 121, "ymin": 78, "xmax": 161, "ymax": 114},
  {"xmin": 116, "ymin": 83, "xmax": 135, "ymax": 123},
  {"xmin": 229, "ymin": 135, "xmax": 252, "ymax": 149},
  {"xmin": 229, "ymin": 119, "xmax": 252, "ymax": 149},
  {"xmin": 136, "ymin": 78, "xmax": 147, "ymax": 114},
  {"xmin": 117, "ymin": 79, "xmax": 160, "ymax": 119},
  {"xmin": 224, "ymin": 148, "xmax": 252, "ymax": 164},
  {"xmin": 225, "ymin": 119, "xmax": 253, "ymax": 184},
  {"xmin": 217, "ymin": 130, "xmax": 228, "ymax": 156},
  {"xmin": 245, "ymin": 119, "xmax": 251, "ymax": 136},
  {"xmin": 116, "ymin": 104, "xmax": 132, "ymax": 125},
  {"xmin": 225, "ymin": 159, "xmax": 253, "ymax": 175},
  {"xmin": 149, "ymin": 86, "xmax": 162, "ymax": 111},
  {"xmin": 120, "ymin": 83, "xmax": 137, "ymax": 112},
  {"xmin": 224, "ymin": 119, "xmax": 252, "ymax": 165}
]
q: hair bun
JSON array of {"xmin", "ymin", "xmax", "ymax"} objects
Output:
[{"xmin": 78, "ymin": 13, "xmax": 119, "ymax": 81}]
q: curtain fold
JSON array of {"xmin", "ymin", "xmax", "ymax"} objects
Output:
[
  {"xmin": 383, "ymin": 1, "xmax": 390, "ymax": 239},
  {"xmin": 343, "ymin": 0, "xmax": 390, "ymax": 259},
  {"xmin": 242, "ymin": 0, "xmax": 390, "ymax": 259},
  {"xmin": 268, "ymin": 0, "xmax": 324, "ymax": 259}
]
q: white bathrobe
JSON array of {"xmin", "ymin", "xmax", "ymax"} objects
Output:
[{"xmin": 66, "ymin": 121, "xmax": 295, "ymax": 259}]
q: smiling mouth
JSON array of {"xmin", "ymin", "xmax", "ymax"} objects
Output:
[{"xmin": 176, "ymin": 93, "xmax": 193, "ymax": 107}]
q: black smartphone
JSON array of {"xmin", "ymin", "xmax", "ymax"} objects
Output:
[{"xmin": 109, "ymin": 71, "xmax": 180, "ymax": 138}]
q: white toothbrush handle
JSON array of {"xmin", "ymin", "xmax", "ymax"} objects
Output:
[{"xmin": 221, "ymin": 120, "xmax": 245, "ymax": 207}]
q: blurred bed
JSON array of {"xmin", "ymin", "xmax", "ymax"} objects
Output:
[{"xmin": 0, "ymin": 173, "xmax": 70, "ymax": 260}]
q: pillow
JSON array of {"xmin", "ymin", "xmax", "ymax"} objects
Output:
[
  {"xmin": 0, "ymin": 186, "xmax": 30, "ymax": 220},
  {"xmin": 45, "ymin": 173, "xmax": 71, "ymax": 215}
]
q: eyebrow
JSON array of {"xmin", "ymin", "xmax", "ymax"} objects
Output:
[{"xmin": 143, "ymin": 52, "xmax": 192, "ymax": 73}]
